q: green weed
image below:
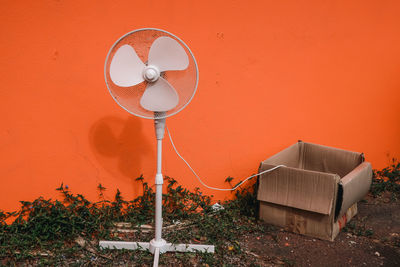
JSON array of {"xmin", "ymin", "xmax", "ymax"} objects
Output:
[
  {"xmin": 371, "ymin": 158, "xmax": 400, "ymax": 198},
  {"xmin": 342, "ymin": 221, "xmax": 374, "ymax": 237},
  {"xmin": 0, "ymin": 175, "xmax": 262, "ymax": 265},
  {"xmin": 0, "ymin": 158, "xmax": 397, "ymax": 265}
]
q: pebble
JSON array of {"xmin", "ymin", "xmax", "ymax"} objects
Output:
[{"xmin": 346, "ymin": 233, "xmax": 353, "ymax": 238}]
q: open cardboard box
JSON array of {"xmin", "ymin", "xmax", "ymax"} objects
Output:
[{"xmin": 257, "ymin": 141, "xmax": 372, "ymax": 241}]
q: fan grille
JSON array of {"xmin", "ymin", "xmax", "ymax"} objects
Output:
[{"xmin": 104, "ymin": 28, "xmax": 198, "ymax": 120}]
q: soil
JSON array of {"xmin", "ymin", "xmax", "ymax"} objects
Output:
[{"xmin": 240, "ymin": 192, "xmax": 400, "ymax": 267}]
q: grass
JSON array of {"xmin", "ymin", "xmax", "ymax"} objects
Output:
[
  {"xmin": 0, "ymin": 174, "xmax": 263, "ymax": 266},
  {"xmin": 0, "ymin": 159, "xmax": 398, "ymax": 265}
]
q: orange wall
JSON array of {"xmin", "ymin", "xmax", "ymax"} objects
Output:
[{"xmin": 1, "ymin": 1, "xmax": 399, "ymax": 212}]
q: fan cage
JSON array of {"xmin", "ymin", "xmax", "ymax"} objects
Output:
[{"xmin": 104, "ymin": 28, "xmax": 199, "ymax": 120}]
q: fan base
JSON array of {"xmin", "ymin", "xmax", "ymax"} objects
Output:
[{"xmin": 99, "ymin": 240, "xmax": 215, "ymax": 253}]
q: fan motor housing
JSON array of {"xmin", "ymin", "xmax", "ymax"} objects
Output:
[{"xmin": 143, "ymin": 65, "xmax": 160, "ymax": 82}]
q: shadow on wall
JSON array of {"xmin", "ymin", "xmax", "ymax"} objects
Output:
[{"xmin": 89, "ymin": 116, "xmax": 153, "ymax": 194}]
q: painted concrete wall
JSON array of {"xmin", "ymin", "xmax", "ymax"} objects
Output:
[{"xmin": 1, "ymin": 0, "xmax": 399, "ymax": 211}]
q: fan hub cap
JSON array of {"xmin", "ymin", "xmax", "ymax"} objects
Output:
[{"xmin": 143, "ymin": 66, "xmax": 160, "ymax": 82}]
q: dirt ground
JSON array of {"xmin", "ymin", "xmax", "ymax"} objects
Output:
[{"xmin": 241, "ymin": 193, "xmax": 400, "ymax": 267}]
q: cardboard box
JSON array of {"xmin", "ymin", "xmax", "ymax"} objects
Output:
[{"xmin": 257, "ymin": 141, "xmax": 372, "ymax": 241}]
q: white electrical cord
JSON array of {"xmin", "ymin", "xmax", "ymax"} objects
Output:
[{"xmin": 166, "ymin": 126, "xmax": 285, "ymax": 191}]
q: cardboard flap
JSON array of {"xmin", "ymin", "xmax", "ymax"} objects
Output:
[
  {"xmin": 257, "ymin": 163, "xmax": 340, "ymax": 215},
  {"xmin": 338, "ymin": 162, "xmax": 372, "ymax": 217},
  {"xmin": 302, "ymin": 142, "xmax": 363, "ymax": 178},
  {"xmin": 263, "ymin": 143, "xmax": 301, "ymax": 168}
]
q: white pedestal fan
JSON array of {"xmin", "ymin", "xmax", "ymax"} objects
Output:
[{"xmin": 99, "ymin": 28, "xmax": 214, "ymax": 266}]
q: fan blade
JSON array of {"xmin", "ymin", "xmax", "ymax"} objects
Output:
[
  {"xmin": 140, "ymin": 77, "xmax": 179, "ymax": 112},
  {"xmin": 110, "ymin": 44, "xmax": 145, "ymax": 87},
  {"xmin": 148, "ymin": 36, "xmax": 189, "ymax": 72}
]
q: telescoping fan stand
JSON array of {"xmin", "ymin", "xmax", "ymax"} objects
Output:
[{"xmin": 99, "ymin": 28, "xmax": 214, "ymax": 266}]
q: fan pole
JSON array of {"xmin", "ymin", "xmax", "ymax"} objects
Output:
[
  {"xmin": 99, "ymin": 116, "xmax": 215, "ymax": 266},
  {"xmin": 149, "ymin": 116, "xmax": 167, "ymax": 256}
]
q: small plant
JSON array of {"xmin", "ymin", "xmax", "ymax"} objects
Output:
[
  {"xmin": 2, "ymin": 158, "xmax": 396, "ymax": 266},
  {"xmin": 0, "ymin": 175, "xmax": 264, "ymax": 265},
  {"xmin": 371, "ymin": 158, "xmax": 400, "ymax": 198},
  {"xmin": 224, "ymin": 175, "xmax": 259, "ymax": 218},
  {"xmin": 342, "ymin": 221, "xmax": 374, "ymax": 237}
]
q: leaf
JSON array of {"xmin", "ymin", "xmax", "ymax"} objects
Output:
[
  {"xmin": 225, "ymin": 176, "xmax": 234, "ymax": 183},
  {"xmin": 56, "ymin": 183, "xmax": 64, "ymax": 191}
]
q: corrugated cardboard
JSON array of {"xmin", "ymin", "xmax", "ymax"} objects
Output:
[{"xmin": 257, "ymin": 141, "xmax": 372, "ymax": 241}]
